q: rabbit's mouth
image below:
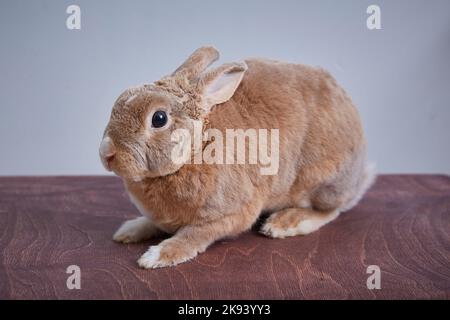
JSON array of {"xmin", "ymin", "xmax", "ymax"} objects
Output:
[
  {"xmin": 128, "ymin": 169, "xmax": 175, "ymax": 183},
  {"xmin": 120, "ymin": 160, "xmax": 180, "ymax": 182}
]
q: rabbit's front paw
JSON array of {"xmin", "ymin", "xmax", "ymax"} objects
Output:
[
  {"xmin": 137, "ymin": 242, "xmax": 197, "ymax": 269},
  {"xmin": 113, "ymin": 217, "xmax": 159, "ymax": 243}
]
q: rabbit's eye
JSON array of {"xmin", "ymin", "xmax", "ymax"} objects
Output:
[{"xmin": 151, "ymin": 110, "xmax": 168, "ymax": 128}]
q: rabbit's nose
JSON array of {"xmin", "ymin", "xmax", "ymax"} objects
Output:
[{"xmin": 99, "ymin": 136, "xmax": 116, "ymax": 171}]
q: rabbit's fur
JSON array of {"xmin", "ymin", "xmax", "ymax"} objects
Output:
[{"xmin": 100, "ymin": 46, "xmax": 375, "ymax": 268}]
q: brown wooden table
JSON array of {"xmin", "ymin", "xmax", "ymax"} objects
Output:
[{"xmin": 0, "ymin": 175, "xmax": 449, "ymax": 299}]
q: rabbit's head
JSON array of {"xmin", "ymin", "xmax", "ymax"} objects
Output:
[{"xmin": 99, "ymin": 46, "xmax": 247, "ymax": 181}]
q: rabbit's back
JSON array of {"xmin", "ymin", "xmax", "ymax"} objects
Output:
[{"xmin": 207, "ymin": 58, "xmax": 369, "ymax": 211}]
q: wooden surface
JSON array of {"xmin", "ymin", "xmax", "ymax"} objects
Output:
[{"xmin": 0, "ymin": 175, "xmax": 449, "ymax": 299}]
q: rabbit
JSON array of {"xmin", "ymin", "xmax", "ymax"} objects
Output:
[{"xmin": 99, "ymin": 46, "xmax": 376, "ymax": 269}]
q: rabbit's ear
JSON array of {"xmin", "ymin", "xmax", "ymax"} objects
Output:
[
  {"xmin": 172, "ymin": 46, "xmax": 219, "ymax": 80},
  {"xmin": 197, "ymin": 62, "xmax": 248, "ymax": 111}
]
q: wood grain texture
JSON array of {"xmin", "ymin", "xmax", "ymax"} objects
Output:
[{"xmin": 0, "ymin": 175, "xmax": 449, "ymax": 300}]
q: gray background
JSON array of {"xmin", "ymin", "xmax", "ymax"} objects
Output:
[{"xmin": 1, "ymin": 0, "xmax": 449, "ymax": 175}]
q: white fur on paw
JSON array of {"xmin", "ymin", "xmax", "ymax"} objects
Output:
[
  {"xmin": 137, "ymin": 246, "xmax": 163, "ymax": 269},
  {"xmin": 260, "ymin": 219, "xmax": 318, "ymax": 239},
  {"xmin": 113, "ymin": 217, "xmax": 153, "ymax": 243},
  {"xmin": 137, "ymin": 245, "xmax": 196, "ymax": 269}
]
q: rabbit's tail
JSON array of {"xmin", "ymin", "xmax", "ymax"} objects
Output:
[{"xmin": 340, "ymin": 162, "xmax": 377, "ymax": 212}]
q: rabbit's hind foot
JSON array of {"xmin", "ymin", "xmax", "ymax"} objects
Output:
[{"xmin": 259, "ymin": 207, "xmax": 340, "ymax": 239}]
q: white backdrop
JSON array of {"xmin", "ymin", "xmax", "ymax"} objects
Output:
[{"xmin": 1, "ymin": 0, "xmax": 449, "ymax": 175}]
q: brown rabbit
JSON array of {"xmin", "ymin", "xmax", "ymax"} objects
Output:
[{"xmin": 99, "ymin": 46, "xmax": 375, "ymax": 268}]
